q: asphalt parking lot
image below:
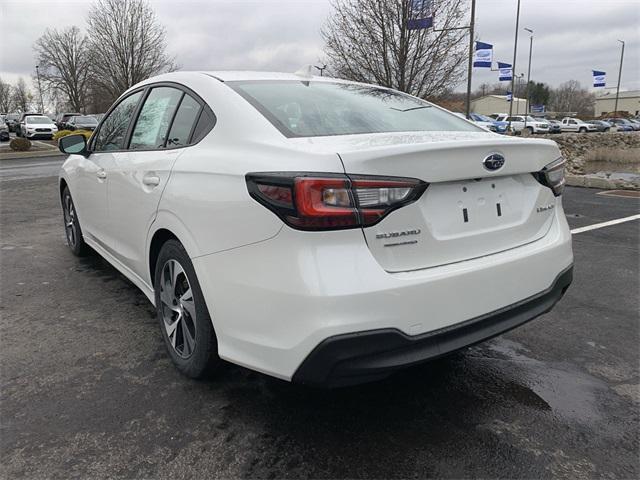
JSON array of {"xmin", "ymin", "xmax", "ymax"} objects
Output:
[{"xmin": 1, "ymin": 156, "xmax": 638, "ymax": 479}]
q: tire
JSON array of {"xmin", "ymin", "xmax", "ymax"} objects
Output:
[
  {"xmin": 526, "ymin": 126, "xmax": 534, "ymax": 135},
  {"xmin": 61, "ymin": 186, "xmax": 89, "ymax": 256},
  {"xmin": 154, "ymin": 239, "xmax": 220, "ymax": 378},
  {"xmin": 579, "ymin": 127, "xmax": 587, "ymax": 133}
]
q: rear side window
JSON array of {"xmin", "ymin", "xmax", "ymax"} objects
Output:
[
  {"xmin": 93, "ymin": 91, "xmax": 143, "ymax": 151},
  {"xmin": 130, "ymin": 87, "xmax": 182, "ymax": 150},
  {"xmin": 166, "ymin": 94, "xmax": 201, "ymax": 148},
  {"xmin": 191, "ymin": 108, "xmax": 216, "ymax": 143}
]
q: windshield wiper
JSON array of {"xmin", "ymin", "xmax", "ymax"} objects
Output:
[{"xmin": 390, "ymin": 105, "xmax": 432, "ymax": 112}]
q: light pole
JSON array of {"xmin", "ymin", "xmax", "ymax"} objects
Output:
[
  {"xmin": 507, "ymin": 0, "xmax": 521, "ymax": 132},
  {"xmin": 464, "ymin": 0, "xmax": 477, "ymax": 119},
  {"xmin": 614, "ymin": 40, "xmax": 625, "ymax": 114},
  {"xmin": 523, "ymin": 28, "xmax": 533, "ymax": 128},
  {"xmin": 35, "ymin": 65, "xmax": 44, "ymax": 113}
]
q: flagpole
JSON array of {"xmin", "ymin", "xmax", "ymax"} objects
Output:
[
  {"xmin": 464, "ymin": 0, "xmax": 476, "ymax": 119},
  {"xmin": 508, "ymin": 0, "xmax": 521, "ymax": 133},
  {"xmin": 614, "ymin": 40, "xmax": 625, "ymax": 115}
]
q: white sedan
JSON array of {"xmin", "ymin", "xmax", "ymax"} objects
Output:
[{"xmin": 58, "ymin": 71, "xmax": 573, "ymax": 386}]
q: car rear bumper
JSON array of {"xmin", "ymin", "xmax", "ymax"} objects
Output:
[
  {"xmin": 293, "ymin": 265, "xmax": 572, "ymax": 387},
  {"xmin": 193, "ymin": 202, "xmax": 573, "ymax": 382}
]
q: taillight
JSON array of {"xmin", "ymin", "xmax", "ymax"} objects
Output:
[
  {"xmin": 533, "ymin": 157, "xmax": 566, "ymax": 196},
  {"xmin": 246, "ymin": 172, "xmax": 427, "ymax": 231}
]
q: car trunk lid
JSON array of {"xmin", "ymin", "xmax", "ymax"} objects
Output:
[{"xmin": 291, "ymin": 132, "xmax": 561, "ymax": 272}]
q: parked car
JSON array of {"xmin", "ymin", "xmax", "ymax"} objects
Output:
[
  {"xmin": 627, "ymin": 118, "xmax": 640, "ymax": 130},
  {"xmin": 453, "ymin": 112, "xmax": 504, "ymax": 133},
  {"xmin": 494, "ymin": 114, "xmax": 550, "ymax": 134},
  {"xmin": 560, "ymin": 117, "xmax": 597, "ymax": 133},
  {"xmin": 608, "ymin": 118, "xmax": 637, "ymax": 131},
  {"xmin": 547, "ymin": 120, "xmax": 562, "ymax": 134},
  {"xmin": 67, "ymin": 115, "xmax": 99, "ymax": 131},
  {"xmin": 589, "ymin": 120, "xmax": 613, "ymax": 132},
  {"xmin": 57, "ymin": 71, "xmax": 573, "ymax": 386},
  {"xmin": 0, "ymin": 122, "xmax": 9, "ymax": 142},
  {"xmin": 470, "ymin": 113, "xmax": 508, "ymax": 134},
  {"xmin": 5, "ymin": 113, "xmax": 21, "ymax": 132},
  {"xmin": 15, "ymin": 112, "xmax": 44, "ymax": 137},
  {"xmin": 55, "ymin": 112, "xmax": 82, "ymax": 130},
  {"xmin": 92, "ymin": 113, "xmax": 106, "ymax": 122},
  {"xmin": 19, "ymin": 115, "xmax": 58, "ymax": 139}
]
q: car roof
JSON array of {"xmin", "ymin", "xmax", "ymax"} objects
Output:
[{"xmin": 201, "ymin": 70, "xmax": 350, "ymax": 83}]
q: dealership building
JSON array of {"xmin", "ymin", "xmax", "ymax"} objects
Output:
[
  {"xmin": 595, "ymin": 90, "xmax": 640, "ymax": 116},
  {"xmin": 470, "ymin": 95, "xmax": 528, "ymax": 116}
]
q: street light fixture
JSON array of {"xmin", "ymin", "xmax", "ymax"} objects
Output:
[{"xmin": 314, "ymin": 65, "xmax": 327, "ymax": 77}]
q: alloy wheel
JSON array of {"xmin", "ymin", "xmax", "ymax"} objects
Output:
[
  {"xmin": 63, "ymin": 194, "xmax": 77, "ymax": 248},
  {"xmin": 159, "ymin": 259, "xmax": 197, "ymax": 358}
]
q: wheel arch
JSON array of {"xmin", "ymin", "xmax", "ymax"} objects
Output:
[
  {"xmin": 147, "ymin": 212, "xmax": 201, "ymax": 288},
  {"xmin": 59, "ymin": 177, "xmax": 68, "ymax": 199}
]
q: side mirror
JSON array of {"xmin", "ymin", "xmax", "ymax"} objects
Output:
[{"xmin": 59, "ymin": 134, "xmax": 89, "ymax": 156}]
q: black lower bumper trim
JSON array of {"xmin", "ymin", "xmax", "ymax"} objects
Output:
[{"xmin": 293, "ymin": 265, "xmax": 573, "ymax": 387}]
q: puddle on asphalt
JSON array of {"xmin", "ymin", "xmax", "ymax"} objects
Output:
[{"xmin": 473, "ymin": 338, "xmax": 608, "ymax": 423}]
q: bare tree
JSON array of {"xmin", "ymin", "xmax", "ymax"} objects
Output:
[
  {"xmin": 550, "ymin": 80, "xmax": 595, "ymax": 116},
  {"xmin": 322, "ymin": 0, "xmax": 469, "ymax": 98},
  {"xmin": 0, "ymin": 78, "xmax": 15, "ymax": 112},
  {"xmin": 34, "ymin": 27, "xmax": 92, "ymax": 113},
  {"xmin": 12, "ymin": 78, "xmax": 33, "ymax": 112},
  {"xmin": 86, "ymin": 0, "xmax": 176, "ymax": 104}
]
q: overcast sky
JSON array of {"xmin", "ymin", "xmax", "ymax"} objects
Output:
[{"xmin": 1, "ymin": 0, "xmax": 639, "ymax": 96}]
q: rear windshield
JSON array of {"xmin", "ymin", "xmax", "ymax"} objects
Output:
[{"xmin": 229, "ymin": 80, "xmax": 481, "ymax": 138}]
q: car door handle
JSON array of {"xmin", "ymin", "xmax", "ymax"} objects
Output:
[
  {"xmin": 96, "ymin": 169, "xmax": 107, "ymax": 179},
  {"xmin": 142, "ymin": 174, "xmax": 160, "ymax": 187}
]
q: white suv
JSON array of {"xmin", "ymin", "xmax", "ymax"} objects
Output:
[
  {"xmin": 57, "ymin": 72, "xmax": 573, "ymax": 386},
  {"xmin": 19, "ymin": 115, "xmax": 58, "ymax": 139},
  {"xmin": 495, "ymin": 114, "xmax": 550, "ymax": 134}
]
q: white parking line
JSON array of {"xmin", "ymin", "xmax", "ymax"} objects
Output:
[{"xmin": 570, "ymin": 214, "xmax": 640, "ymax": 235}]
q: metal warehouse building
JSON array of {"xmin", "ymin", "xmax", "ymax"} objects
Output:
[
  {"xmin": 470, "ymin": 95, "xmax": 528, "ymax": 116},
  {"xmin": 595, "ymin": 90, "xmax": 640, "ymax": 116}
]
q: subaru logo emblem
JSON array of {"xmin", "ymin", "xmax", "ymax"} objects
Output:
[{"xmin": 483, "ymin": 153, "xmax": 505, "ymax": 171}]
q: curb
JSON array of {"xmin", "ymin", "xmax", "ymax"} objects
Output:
[
  {"xmin": 0, "ymin": 149, "xmax": 64, "ymax": 161},
  {"xmin": 566, "ymin": 174, "xmax": 639, "ymax": 191}
]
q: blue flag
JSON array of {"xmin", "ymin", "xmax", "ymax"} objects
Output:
[
  {"xmin": 408, "ymin": 0, "xmax": 433, "ymax": 30},
  {"xmin": 473, "ymin": 41, "xmax": 493, "ymax": 68},
  {"xmin": 498, "ymin": 62, "xmax": 512, "ymax": 81},
  {"xmin": 592, "ymin": 70, "xmax": 606, "ymax": 88}
]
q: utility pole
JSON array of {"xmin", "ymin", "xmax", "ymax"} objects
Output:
[
  {"xmin": 507, "ymin": 0, "xmax": 521, "ymax": 133},
  {"xmin": 35, "ymin": 65, "xmax": 45, "ymax": 113},
  {"xmin": 614, "ymin": 40, "xmax": 625, "ymax": 114},
  {"xmin": 523, "ymin": 28, "xmax": 533, "ymax": 129},
  {"xmin": 464, "ymin": 0, "xmax": 477, "ymax": 119}
]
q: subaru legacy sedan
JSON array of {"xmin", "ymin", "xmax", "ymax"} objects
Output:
[{"xmin": 58, "ymin": 71, "xmax": 573, "ymax": 386}]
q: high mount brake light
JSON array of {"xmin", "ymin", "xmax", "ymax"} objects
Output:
[
  {"xmin": 533, "ymin": 157, "xmax": 566, "ymax": 196},
  {"xmin": 246, "ymin": 173, "xmax": 428, "ymax": 231}
]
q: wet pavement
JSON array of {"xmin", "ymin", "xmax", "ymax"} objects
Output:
[{"xmin": 0, "ymin": 165, "xmax": 638, "ymax": 479}]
